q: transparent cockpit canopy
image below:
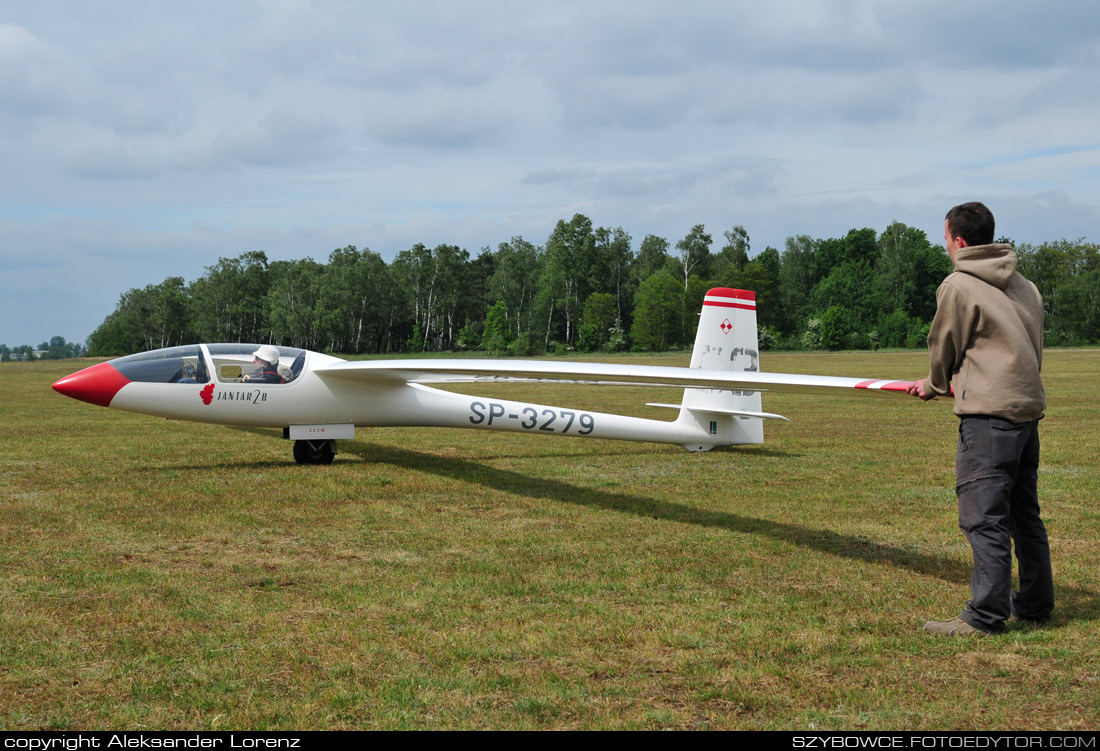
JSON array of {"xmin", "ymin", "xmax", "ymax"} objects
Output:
[
  {"xmin": 110, "ymin": 345, "xmax": 210, "ymax": 384},
  {"xmin": 205, "ymin": 344, "xmax": 305, "ymax": 361},
  {"xmin": 109, "ymin": 344, "xmax": 308, "ymax": 384},
  {"xmin": 206, "ymin": 344, "xmax": 307, "ymax": 383}
]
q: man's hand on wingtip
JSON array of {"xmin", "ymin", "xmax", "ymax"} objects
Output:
[{"xmin": 907, "ymin": 378, "xmax": 935, "ymax": 400}]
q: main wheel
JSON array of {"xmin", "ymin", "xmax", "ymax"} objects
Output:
[{"xmin": 293, "ymin": 439, "xmax": 336, "ymax": 465}]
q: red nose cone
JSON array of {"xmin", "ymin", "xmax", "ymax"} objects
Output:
[{"xmin": 52, "ymin": 362, "xmax": 131, "ymax": 407}]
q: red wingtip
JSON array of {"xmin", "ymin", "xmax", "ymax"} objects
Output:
[
  {"xmin": 52, "ymin": 362, "xmax": 130, "ymax": 407},
  {"xmin": 855, "ymin": 380, "xmax": 917, "ymax": 392}
]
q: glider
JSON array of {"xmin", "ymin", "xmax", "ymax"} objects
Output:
[{"xmin": 52, "ymin": 288, "xmax": 913, "ymax": 464}]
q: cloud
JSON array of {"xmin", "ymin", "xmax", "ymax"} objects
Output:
[
  {"xmin": 522, "ymin": 155, "xmax": 785, "ymax": 202},
  {"xmin": 212, "ymin": 109, "xmax": 350, "ymax": 168},
  {"xmin": 0, "ymin": 22, "xmax": 91, "ymax": 120},
  {"xmin": 361, "ymin": 80, "xmax": 524, "ymax": 150},
  {"xmin": 2, "ymin": 0, "xmax": 1099, "ymax": 346}
]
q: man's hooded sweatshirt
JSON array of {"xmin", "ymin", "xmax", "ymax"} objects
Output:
[{"xmin": 923, "ymin": 243, "xmax": 1046, "ymax": 422}]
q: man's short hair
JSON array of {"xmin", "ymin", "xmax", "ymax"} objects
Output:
[{"xmin": 946, "ymin": 202, "xmax": 996, "ymax": 246}]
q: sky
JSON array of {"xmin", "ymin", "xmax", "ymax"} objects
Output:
[{"xmin": 2, "ymin": 0, "xmax": 1099, "ymax": 347}]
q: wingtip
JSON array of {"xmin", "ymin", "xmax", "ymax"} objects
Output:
[{"xmin": 855, "ymin": 380, "xmax": 914, "ymax": 392}]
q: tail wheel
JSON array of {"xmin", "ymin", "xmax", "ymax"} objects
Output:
[{"xmin": 293, "ymin": 439, "xmax": 336, "ymax": 465}]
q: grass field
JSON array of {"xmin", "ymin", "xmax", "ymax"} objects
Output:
[{"xmin": 2, "ymin": 349, "xmax": 1098, "ymax": 730}]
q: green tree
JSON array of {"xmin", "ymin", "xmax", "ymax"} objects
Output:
[
  {"xmin": 407, "ymin": 323, "xmax": 425, "ymax": 353},
  {"xmin": 389, "ymin": 243, "xmax": 474, "ymax": 351},
  {"xmin": 818, "ymin": 305, "xmax": 851, "ymax": 350},
  {"xmin": 675, "ymin": 224, "xmax": 712, "ymax": 291},
  {"xmin": 463, "ymin": 248, "xmax": 496, "ymax": 345},
  {"xmin": 878, "ymin": 309, "xmax": 918, "ymax": 349},
  {"xmin": 317, "ymin": 245, "xmax": 389, "ymax": 353},
  {"xmin": 544, "ymin": 214, "xmax": 596, "ymax": 347},
  {"xmin": 718, "ymin": 260, "xmax": 772, "ymax": 311},
  {"xmin": 87, "ymin": 311, "xmax": 134, "ymax": 356},
  {"xmin": 713, "ymin": 225, "xmax": 750, "ymax": 275},
  {"xmin": 778, "ymin": 235, "xmax": 818, "ymax": 338},
  {"xmin": 633, "ymin": 234, "xmax": 670, "ymax": 284},
  {"xmin": 752, "ymin": 246, "xmax": 782, "ymax": 331},
  {"xmin": 11, "ymin": 345, "xmax": 37, "ymax": 361},
  {"xmin": 814, "ymin": 228, "xmax": 877, "ymax": 281},
  {"xmin": 267, "ymin": 258, "xmax": 324, "ymax": 350},
  {"xmin": 1048, "ymin": 268, "xmax": 1100, "ymax": 344},
  {"xmin": 812, "ymin": 259, "xmax": 876, "ymax": 331},
  {"xmin": 631, "ymin": 270, "xmax": 683, "ymax": 351},
  {"xmin": 147, "ymin": 277, "xmax": 191, "ymax": 349},
  {"xmin": 592, "ymin": 226, "xmax": 634, "ymax": 329},
  {"xmin": 875, "ymin": 222, "xmax": 950, "ymax": 323},
  {"xmin": 38, "ymin": 336, "xmax": 85, "ymax": 359},
  {"xmin": 633, "ymin": 232, "xmax": 673, "ymax": 285},
  {"xmin": 391, "ymin": 243, "xmax": 435, "ymax": 348},
  {"xmin": 577, "ymin": 292, "xmax": 617, "ymax": 352},
  {"xmin": 1018, "ymin": 238, "xmax": 1100, "ymax": 345},
  {"xmin": 87, "ymin": 277, "xmax": 191, "ymax": 355},
  {"xmin": 429, "ymin": 243, "xmax": 472, "ymax": 350},
  {"xmin": 490, "ymin": 236, "xmax": 542, "ymax": 340},
  {"xmin": 483, "ymin": 300, "xmax": 512, "ymax": 354},
  {"xmin": 807, "ymin": 228, "xmax": 886, "ymax": 348},
  {"xmin": 455, "ymin": 320, "xmax": 481, "ymax": 351},
  {"xmin": 188, "ymin": 251, "xmax": 270, "ymax": 342}
]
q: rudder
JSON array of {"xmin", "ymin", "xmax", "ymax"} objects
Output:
[{"xmin": 678, "ymin": 288, "xmax": 765, "ymax": 448}]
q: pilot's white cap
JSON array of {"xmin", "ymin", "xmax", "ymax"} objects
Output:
[{"xmin": 253, "ymin": 345, "xmax": 281, "ymax": 366}]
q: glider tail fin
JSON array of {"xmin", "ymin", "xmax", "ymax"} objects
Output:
[{"xmin": 678, "ymin": 287, "xmax": 765, "ymax": 449}]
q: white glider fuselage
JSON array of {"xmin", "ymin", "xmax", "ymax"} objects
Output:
[
  {"xmin": 52, "ymin": 288, "xmax": 914, "ymax": 463},
  {"xmin": 110, "ymin": 357, "xmax": 682, "ymax": 436},
  {"xmin": 60, "ymin": 348, "xmax": 766, "ymax": 451}
]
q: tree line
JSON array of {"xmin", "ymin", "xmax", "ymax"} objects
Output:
[
  {"xmin": 1, "ymin": 337, "xmax": 85, "ymax": 362},
  {"xmin": 75, "ymin": 215, "xmax": 1098, "ymax": 358}
]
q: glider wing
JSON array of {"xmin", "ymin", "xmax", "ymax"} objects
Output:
[{"xmin": 313, "ymin": 358, "xmax": 913, "ymax": 396}]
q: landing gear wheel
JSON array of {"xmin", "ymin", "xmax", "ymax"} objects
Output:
[{"xmin": 293, "ymin": 439, "xmax": 336, "ymax": 465}]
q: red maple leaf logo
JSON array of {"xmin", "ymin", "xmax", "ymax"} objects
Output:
[
  {"xmin": 720, "ymin": 318, "xmax": 732, "ymax": 334},
  {"xmin": 199, "ymin": 384, "xmax": 215, "ymax": 405}
]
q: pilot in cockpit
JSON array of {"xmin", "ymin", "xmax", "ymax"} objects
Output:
[{"xmin": 245, "ymin": 345, "xmax": 287, "ymax": 384}]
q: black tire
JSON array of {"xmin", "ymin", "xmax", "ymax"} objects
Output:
[{"xmin": 293, "ymin": 439, "xmax": 335, "ymax": 465}]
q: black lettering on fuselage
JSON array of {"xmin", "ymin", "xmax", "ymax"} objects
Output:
[{"xmin": 214, "ymin": 390, "xmax": 269, "ymax": 404}]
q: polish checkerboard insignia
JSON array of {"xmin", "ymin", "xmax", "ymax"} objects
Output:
[{"xmin": 720, "ymin": 318, "xmax": 732, "ymax": 334}]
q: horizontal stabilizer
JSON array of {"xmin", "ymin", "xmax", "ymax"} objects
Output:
[{"xmin": 646, "ymin": 402, "xmax": 791, "ymax": 421}]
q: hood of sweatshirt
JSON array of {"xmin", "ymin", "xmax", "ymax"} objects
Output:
[{"xmin": 952, "ymin": 243, "xmax": 1018, "ymax": 290}]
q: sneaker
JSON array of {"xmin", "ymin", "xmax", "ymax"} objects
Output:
[{"xmin": 923, "ymin": 617, "xmax": 990, "ymax": 637}]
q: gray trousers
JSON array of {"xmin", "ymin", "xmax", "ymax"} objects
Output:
[{"xmin": 956, "ymin": 416, "xmax": 1054, "ymax": 632}]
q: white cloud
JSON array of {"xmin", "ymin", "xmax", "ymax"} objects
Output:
[{"xmin": 1, "ymin": 1, "xmax": 1099, "ymax": 345}]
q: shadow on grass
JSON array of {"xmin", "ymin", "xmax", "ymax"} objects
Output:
[
  {"xmin": 227, "ymin": 426, "xmax": 801, "ymax": 463},
  {"xmin": 228, "ymin": 428, "xmax": 1098, "ymax": 626}
]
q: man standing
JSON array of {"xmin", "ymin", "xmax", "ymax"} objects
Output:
[{"xmin": 907, "ymin": 202, "xmax": 1053, "ymax": 636}]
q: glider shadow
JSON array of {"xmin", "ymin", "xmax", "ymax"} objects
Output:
[
  {"xmin": 347, "ymin": 440, "xmax": 963, "ymax": 576},
  {"xmin": 344, "ymin": 440, "xmax": 1098, "ymax": 625},
  {"xmin": 220, "ymin": 428, "xmax": 1095, "ymax": 624}
]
